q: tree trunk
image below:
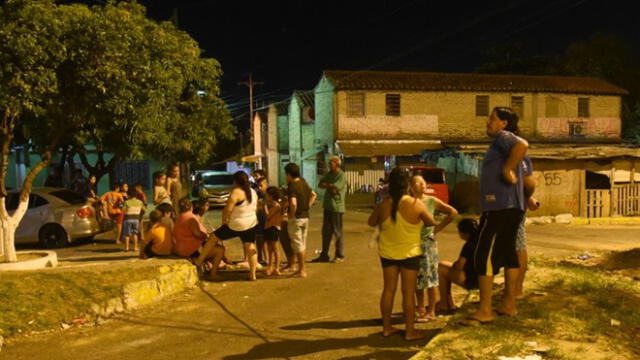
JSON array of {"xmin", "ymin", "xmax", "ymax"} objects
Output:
[{"xmin": 1, "ymin": 196, "xmax": 28, "ymax": 263}]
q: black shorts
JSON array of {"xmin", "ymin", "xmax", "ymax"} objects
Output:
[
  {"xmin": 464, "ymin": 270, "xmax": 479, "ymax": 290},
  {"xmin": 379, "ymin": 256, "xmax": 421, "ymax": 271},
  {"xmin": 264, "ymin": 227, "xmax": 279, "ymax": 242},
  {"xmin": 474, "ymin": 209, "xmax": 524, "ymax": 276},
  {"xmin": 214, "ymin": 224, "xmax": 257, "ymax": 243}
]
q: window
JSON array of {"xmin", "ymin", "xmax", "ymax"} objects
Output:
[
  {"xmin": 29, "ymin": 194, "xmax": 49, "ymax": 209},
  {"xmin": 545, "ymin": 97, "xmax": 559, "ymax": 117},
  {"xmin": 578, "ymin": 97, "xmax": 590, "ymax": 117},
  {"xmin": 385, "ymin": 94, "xmax": 401, "ymax": 116},
  {"xmin": 511, "ymin": 96, "xmax": 524, "ymax": 119},
  {"xmin": 49, "ymin": 190, "xmax": 86, "ymax": 205},
  {"xmin": 476, "ymin": 95, "xmax": 489, "ymax": 116},
  {"xmin": 4, "ymin": 193, "xmax": 19, "ymax": 211},
  {"xmin": 347, "ymin": 93, "xmax": 365, "ymax": 117}
]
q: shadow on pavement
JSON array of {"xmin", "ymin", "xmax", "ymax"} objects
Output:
[
  {"xmin": 281, "ymin": 317, "xmax": 405, "ymax": 330},
  {"xmin": 222, "ymin": 330, "xmax": 438, "ymax": 360}
]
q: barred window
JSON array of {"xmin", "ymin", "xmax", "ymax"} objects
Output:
[
  {"xmin": 578, "ymin": 97, "xmax": 590, "ymax": 118},
  {"xmin": 347, "ymin": 93, "xmax": 365, "ymax": 117},
  {"xmin": 476, "ymin": 95, "xmax": 489, "ymax": 116},
  {"xmin": 511, "ymin": 96, "xmax": 524, "ymax": 119},
  {"xmin": 385, "ymin": 94, "xmax": 401, "ymax": 116}
]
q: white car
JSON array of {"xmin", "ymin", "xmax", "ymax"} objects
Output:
[{"xmin": 6, "ymin": 188, "xmax": 106, "ymax": 248}]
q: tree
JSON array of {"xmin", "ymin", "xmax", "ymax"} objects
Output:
[
  {"xmin": 0, "ymin": 0, "xmax": 71, "ymax": 262},
  {"xmin": 0, "ymin": 0, "xmax": 233, "ymax": 262}
]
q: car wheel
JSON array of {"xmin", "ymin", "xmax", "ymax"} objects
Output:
[{"xmin": 39, "ymin": 224, "xmax": 69, "ymax": 249}]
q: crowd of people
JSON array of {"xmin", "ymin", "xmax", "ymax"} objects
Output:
[
  {"xmin": 66, "ymin": 105, "xmax": 535, "ymax": 341},
  {"xmin": 368, "ymin": 105, "xmax": 539, "ymax": 340}
]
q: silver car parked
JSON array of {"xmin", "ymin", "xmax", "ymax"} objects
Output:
[{"xmin": 6, "ymin": 187, "xmax": 106, "ymax": 248}]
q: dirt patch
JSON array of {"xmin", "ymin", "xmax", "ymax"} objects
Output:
[{"xmin": 415, "ymin": 252, "xmax": 640, "ymax": 360}]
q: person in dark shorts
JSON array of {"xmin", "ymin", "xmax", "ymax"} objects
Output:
[
  {"xmin": 368, "ymin": 167, "xmax": 435, "ymax": 341},
  {"xmin": 263, "ymin": 186, "xmax": 283, "ymax": 276},
  {"xmin": 462, "ymin": 106, "xmax": 528, "ymax": 326},
  {"xmin": 436, "ymin": 218, "xmax": 479, "ymax": 314},
  {"xmin": 195, "ymin": 171, "xmax": 259, "ymax": 281}
]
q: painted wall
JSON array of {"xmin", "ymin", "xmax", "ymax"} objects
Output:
[
  {"xmin": 333, "ymin": 89, "xmax": 621, "ymax": 142},
  {"xmin": 288, "ymin": 97, "xmax": 302, "ymax": 165},
  {"xmin": 314, "ymin": 77, "xmax": 335, "ymax": 154}
]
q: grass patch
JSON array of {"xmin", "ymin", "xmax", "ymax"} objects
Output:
[
  {"xmin": 0, "ymin": 264, "xmax": 168, "ymax": 338},
  {"xmin": 418, "ymin": 250, "xmax": 640, "ymax": 360}
]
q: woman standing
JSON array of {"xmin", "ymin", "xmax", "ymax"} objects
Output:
[
  {"xmin": 368, "ymin": 167, "xmax": 435, "ymax": 341},
  {"xmin": 195, "ymin": 171, "xmax": 259, "ymax": 281}
]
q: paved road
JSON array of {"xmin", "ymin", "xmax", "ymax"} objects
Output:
[{"xmin": 5, "ymin": 208, "xmax": 639, "ymax": 360}]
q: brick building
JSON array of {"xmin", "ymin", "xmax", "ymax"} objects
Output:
[{"xmin": 313, "ymin": 70, "xmax": 639, "ymax": 217}]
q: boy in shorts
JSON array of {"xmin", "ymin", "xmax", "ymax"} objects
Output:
[{"xmin": 122, "ymin": 188, "xmax": 146, "ymax": 251}]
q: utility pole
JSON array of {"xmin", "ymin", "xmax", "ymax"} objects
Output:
[{"xmin": 237, "ymin": 73, "xmax": 264, "ymax": 143}]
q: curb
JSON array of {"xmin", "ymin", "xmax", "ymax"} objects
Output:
[{"xmin": 88, "ymin": 262, "xmax": 198, "ymax": 318}]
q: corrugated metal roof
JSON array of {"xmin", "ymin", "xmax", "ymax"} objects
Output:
[
  {"xmin": 293, "ymin": 90, "xmax": 315, "ymax": 108},
  {"xmin": 323, "ymin": 70, "xmax": 628, "ymax": 95}
]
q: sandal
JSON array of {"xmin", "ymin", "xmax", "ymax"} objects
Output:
[{"xmin": 416, "ymin": 313, "xmax": 436, "ymax": 323}]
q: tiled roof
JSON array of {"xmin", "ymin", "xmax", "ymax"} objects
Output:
[
  {"xmin": 292, "ymin": 90, "xmax": 315, "ymax": 108},
  {"xmin": 323, "ymin": 70, "xmax": 628, "ymax": 95}
]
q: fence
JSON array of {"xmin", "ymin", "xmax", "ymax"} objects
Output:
[
  {"xmin": 584, "ymin": 189, "xmax": 610, "ymax": 218},
  {"xmin": 612, "ymin": 183, "xmax": 640, "ymax": 216}
]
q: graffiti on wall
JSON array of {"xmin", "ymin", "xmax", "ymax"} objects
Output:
[{"xmin": 536, "ymin": 118, "xmax": 620, "ymax": 138}]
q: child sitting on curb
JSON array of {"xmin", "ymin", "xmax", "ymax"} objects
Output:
[{"xmin": 435, "ymin": 218, "xmax": 479, "ymax": 314}]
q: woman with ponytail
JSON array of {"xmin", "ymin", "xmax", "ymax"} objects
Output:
[
  {"xmin": 368, "ymin": 167, "xmax": 436, "ymax": 341},
  {"xmin": 194, "ymin": 171, "xmax": 260, "ymax": 281}
]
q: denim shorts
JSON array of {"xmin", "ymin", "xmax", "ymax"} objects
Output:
[{"xmin": 122, "ymin": 218, "xmax": 140, "ymax": 237}]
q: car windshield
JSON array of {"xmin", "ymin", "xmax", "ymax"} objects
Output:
[
  {"xmin": 49, "ymin": 189, "xmax": 86, "ymax": 204},
  {"xmin": 203, "ymin": 174, "xmax": 234, "ymax": 186},
  {"xmin": 420, "ymin": 170, "xmax": 445, "ymax": 184}
]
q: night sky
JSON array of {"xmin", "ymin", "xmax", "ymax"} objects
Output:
[{"xmin": 61, "ymin": 0, "xmax": 640, "ymax": 115}]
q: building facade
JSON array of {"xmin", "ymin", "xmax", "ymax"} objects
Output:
[{"xmin": 316, "ymin": 70, "xmax": 638, "ymax": 216}]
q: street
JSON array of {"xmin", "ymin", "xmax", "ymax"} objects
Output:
[{"xmin": 5, "ymin": 207, "xmax": 640, "ymax": 360}]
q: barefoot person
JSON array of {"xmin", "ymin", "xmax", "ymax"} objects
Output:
[
  {"xmin": 436, "ymin": 218, "xmax": 480, "ymax": 313},
  {"xmin": 368, "ymin": 167, "xmax": 436, "ymax": 341},
  {"xmin": 263, "ymin": 186, "xmax": 284, "ymax": 276},
  {"xmin": 285, "ymin": 163, "xmax": 317, "ymax": 278},
  {"xmin": 195, "ymin": 171, "xmax": 260, "ymax": 281},
  {"xmin": 409, "ymin": 174, "xmax": 457, "ymax": 322},
  {"xmin": 463, "ymin": 106, "xmax": 528, "ymax": 326},
  {"xmin": 515, "ymin": 156, "xmax": 540, "ymax": 298}
]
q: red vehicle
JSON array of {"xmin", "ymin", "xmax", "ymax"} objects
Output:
[{"xmin": 400, "ymin": 166, "xmax": 449, "ymax": 204}]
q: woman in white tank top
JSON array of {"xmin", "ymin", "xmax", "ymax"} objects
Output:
[{"xmin": 194, "ymin": 171, "xmax": 260, "ymax": 281}]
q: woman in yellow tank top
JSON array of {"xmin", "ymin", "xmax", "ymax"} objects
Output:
[{"xmin": 368, "ymin": 167, "xmax": 435, "ymax": 341}]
